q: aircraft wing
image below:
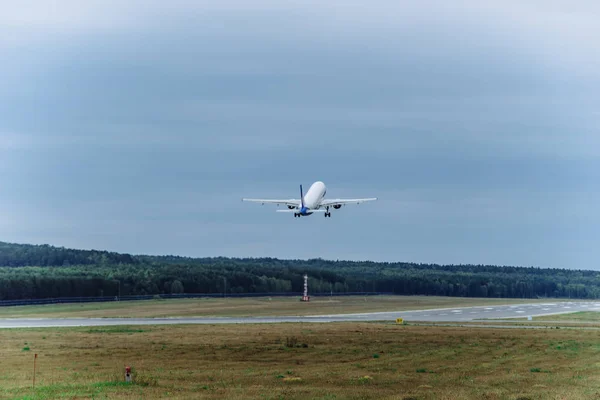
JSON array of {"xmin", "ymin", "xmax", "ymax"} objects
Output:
[
  {"xmin": 321, "ymin": 198, "xmax": 378, "ymax": 207},
  {"xmin": 242, "ymin": 198, "xmax": 301, "ymax": 207}
]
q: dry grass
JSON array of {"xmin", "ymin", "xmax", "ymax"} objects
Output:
[
  {"xmin": 0, "ymin": 296, "xmax": 568, "ymax": 319},
  {"xmin": 1, "ymin": 323, "xmax": 599, "ymax": 399}
]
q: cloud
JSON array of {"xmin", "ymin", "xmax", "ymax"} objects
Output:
[
  {"xmin": 0, "ymin": 1, "xmax": 599, "ymax": 268},
  {"xmin": 0, "ymin": 133, "xmax": 36, "ymax": 151}
]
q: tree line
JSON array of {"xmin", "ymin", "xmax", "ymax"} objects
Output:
[
  {"xmin": 0, "ymin": 241, "xmax": 137, "ymax": 267},
  {"xmin": 0, "ymin": 241, "xmax": 599, "ymax": 301}
]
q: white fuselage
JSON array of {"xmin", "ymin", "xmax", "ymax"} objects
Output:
[{"xmin": 303, "ymin": 181, "xmax": 327, "ymax": 210}]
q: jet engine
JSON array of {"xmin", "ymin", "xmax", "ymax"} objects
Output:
[
  {"xmin": 333, "ymin": 204, "xmax": 342, "ymax": 209},
  {"xmin": 287, "ymin": 205, "xmax": 296, "ymax": 210}
]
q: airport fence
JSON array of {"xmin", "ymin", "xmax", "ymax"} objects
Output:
[{"xmin": 0, "ymin": 292, "xmax": 394, "ymax": 307}]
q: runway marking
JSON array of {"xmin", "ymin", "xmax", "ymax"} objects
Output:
[
  {"xmin": 484, "ymin": 308, "xmax": 494, "ymax": 310},
  {"xmin": 515, "ymin": 311, "xmax": 525, "ymax": 313}
]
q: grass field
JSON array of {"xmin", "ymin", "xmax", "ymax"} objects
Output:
[
  {"xmin": 0, "ymin": 296, "xmax": 569, "ymax": 319},
  {"xmin": 531, "ymin": 311, "xmax": 600, "ymax": 322},
  {"xmin": 1, "ymin": 322, "xmax": 599, "ymax": 400},
  {"xmin": 490, "ymin": 311, "xmax": 600, "ymax": 325}
]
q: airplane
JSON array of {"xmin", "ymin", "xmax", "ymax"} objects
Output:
[{"xmin": 242, "ymin": 181, "xmax": 377, "ymax": 218}]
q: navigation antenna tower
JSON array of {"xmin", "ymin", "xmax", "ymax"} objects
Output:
[{"xmin": 301, "ymin": 274, "xmax": 310, "ymax": 302}]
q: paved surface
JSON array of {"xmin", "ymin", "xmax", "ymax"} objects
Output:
[{"xmin": 0, "ymin": 301, "xmax": 597, "ymax": 328}]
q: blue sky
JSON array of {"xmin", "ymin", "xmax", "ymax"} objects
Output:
[{"xmin": 1, "ymin": 1, "xmax": 599, "ymax": 268}]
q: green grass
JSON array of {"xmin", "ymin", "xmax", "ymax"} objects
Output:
[
  {"xmin": 86, "ymin": 327, "xmax": 147, "ymax": 334},
  {"xmin": 533, "ymin": 311, "xmax": 600, "ymax": 322},
  {"xmin": 496, "ymin": 311, "xmax": 600, "ymax": 324},
  {"xmin": 8, "ymin": 381, "xmax": 140, "ymax": 400}
]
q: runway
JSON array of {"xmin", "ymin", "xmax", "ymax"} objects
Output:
[{"xmin": 0, "ymin": 301, "xmax": 597, "ymax": 328}]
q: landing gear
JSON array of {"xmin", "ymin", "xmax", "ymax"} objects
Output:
[
  {"xmin": 324, "ymin": 212, "xmax": 331, "ymax": 218},
  {"xmin": 294, "ymin": 213, "xmax": 299, "ymax": 218}
]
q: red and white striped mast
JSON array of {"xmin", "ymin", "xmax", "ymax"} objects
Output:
[{"xmin": 301, "ymin": 274, "xmax": 310, "ymax": 302}]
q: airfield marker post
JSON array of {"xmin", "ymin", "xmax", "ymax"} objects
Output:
[
  {"xmin": 32, "ymin": 353, "xmax": 37, "ymax": 388},
  {"xmin": 125, "ymin": 366, "xmax": 132, "ymax": 383}
]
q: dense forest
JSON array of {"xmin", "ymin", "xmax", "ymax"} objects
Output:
[{"xmin": 0, "ymin": 241, "xmax": 599, "ymax": 301}]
